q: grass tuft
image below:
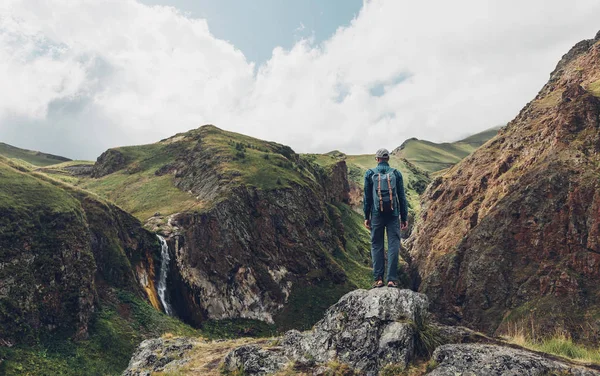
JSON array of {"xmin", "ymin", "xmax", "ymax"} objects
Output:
[
  {"xmin": 410, "ymin": 313, "xmax": 444, "ymax": 358},
  {"xmin": 504, "ymin": 324, "xmax": 600, "ymax": 364}
]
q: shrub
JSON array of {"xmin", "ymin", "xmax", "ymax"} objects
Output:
[{"xmin": 411, "ymin": 313, "xmax": 444, "ymax": 357}]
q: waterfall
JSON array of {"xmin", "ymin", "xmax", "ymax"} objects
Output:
[{"xmin": 156, "ymin": 235, "xmax": 173, "ymax": 316}]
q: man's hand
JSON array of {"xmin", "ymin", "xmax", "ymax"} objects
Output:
[
  {"xmin": 364, "ymin": 219, "xmax": 371, "ymax": 230},
  {"xmin": 401, "ymin": 221, "xmax": 408, "ymax": 230}
]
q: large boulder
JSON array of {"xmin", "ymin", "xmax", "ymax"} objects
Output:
[
  {"xmin": 222, "ymin": 288, "xmax": 430, "ymax": 375},
  {"xmin": 283, "ymin": 288, "xmax": 427, "ymax": 372},
  {"xmin": 429, "ymin": 344, "xmax": 600, "ymax": 376}
]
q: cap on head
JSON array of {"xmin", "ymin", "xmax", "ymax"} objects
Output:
[{"xmin": 375, "ymin": 148, "xmax": 390, "ymax": 159}]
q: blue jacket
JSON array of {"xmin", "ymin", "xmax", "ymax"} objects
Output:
[{"xmin": 363, "ymin": 162, "xmax": 408, "ymax": 221}]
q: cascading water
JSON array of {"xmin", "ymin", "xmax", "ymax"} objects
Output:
[{"xmin": 156, "ymin": 235, "xmax": 173, "ymax": 316}]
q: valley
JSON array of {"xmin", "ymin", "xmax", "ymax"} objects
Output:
[{"xmin": 1, "ymin": 30, "xmax": 599, "ymax": 376}]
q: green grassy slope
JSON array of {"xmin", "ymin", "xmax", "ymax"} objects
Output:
[
  {"xmin": 0, "ymin": 142, "xmax": 71, "ymax": 167},
  {"xmin": 0, "ymin": 291, "xmax": 198, "ymax": 376},
  {"xmin": 392, "ymin": 126, "xmax": 501, "ymax": 173},
  {"xmin": 73, "ymin": 125, "xmax": 327, "ymax": 221},
  {"xmin": 0, "ymin": 157, "xmax": 199, "ymax": 375}
]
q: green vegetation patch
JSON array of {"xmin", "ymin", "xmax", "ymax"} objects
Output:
[
  {"xmin": 586, "ymin": 79, "xmax": 600, "ymax": 97},
  {"xmin": 0, "ymin": 161, "xmax": 81, "ymax": 216},
  {"xmin": 76, "ymin": 125, "xmax": 327, "ymax": 220},
  {"xmin": 273, "ymin": 281, "xmax": 354, "ymax": 332},
  {"xmin": 506, "ymin": 331, "xmax": 600, "ymax": 365},
  {"xmin": 200, "ymin": 318, "xmax": 277, "ymax": 340},
  {"xmin": 331, "ymin": 204, "xmax": 372, "ymax": 289},
  {"xmin": 534, "ymin": 89, "xmax": 565, "ymax": 109},
  {"xmin": 0, "ymin": 142, "xmax": 71, "ymax": 167},
  {"xmin": 0, "ymin": 291, "xmax": 199, "ymax": 376},
  {"xmin": 80, "ymin": 170, "xmax": 201, "ymax": 221}
]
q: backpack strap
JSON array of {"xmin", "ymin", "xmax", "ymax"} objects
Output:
[
  {"xmin": 387, "ymin": 173, "xmax": 393, "ymax": 210},
  {"xmin": 377, "ymin": 173, "xmax": 383, "ymax": 211}
]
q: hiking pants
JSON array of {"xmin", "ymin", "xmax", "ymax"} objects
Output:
[{"xmin": 370, "ymin": 214, "xmax": 400, "ymax": 282}]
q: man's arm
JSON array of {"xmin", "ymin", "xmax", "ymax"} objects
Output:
[
  {"xmin": 363, "ymin": 170, "xmax": 373, "ymax": 222},
  {"xmin": 395, "ymin": 170, "xmax": 408, "ymax": 225}
]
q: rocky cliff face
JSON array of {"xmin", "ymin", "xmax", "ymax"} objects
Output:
[
  {"xmin": 409, "ymin": 31, "xmax": 600, "ymax": 341},
  {"xmin": 168, "ymin": 183, "xmax": 350, "ymax": 327},
  {"xmin": 87, "ymin": 125, "xmax": 364, "ymax": 330},
  {"xmin": 164, "ymin": 154, "xmax": 356, "ymax": 329},
  {"xmin": 0, "ymin": 160, "xmax": 161, "ymax": 346}
]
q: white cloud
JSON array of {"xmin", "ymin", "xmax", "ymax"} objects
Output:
[{"xmin": 0, "ymin": 0, "xmax": 599, "ymax": 159}]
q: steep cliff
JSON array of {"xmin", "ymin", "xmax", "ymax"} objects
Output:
[
  {"xmin": 0, "ymin": 157, "xmax": 193, "ymax": 375},
  {"xmin": 79, "ymin": 125, "xmax": 371, "ymax": 331},
  {"xmin": 409, "ymin": 31, "xmax": 600, "ymax": 342}
]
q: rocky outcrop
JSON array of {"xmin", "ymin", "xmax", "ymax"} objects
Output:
[
  {"xmin": 408, "ymin": 31, "xmax": 600, "ymax": 341},
  {"xmin": 221, "ymin": 288, "xmax": 429, "ymax": 375},
  {"xmin": 282, "ymin": 288, "xmax": 427, "ymax": 372},
  {"xmin": 219, "ymin": 288, "xmax": 599, "ymax": 376},
  {"xmin": 168, "ymin": 182, "xmax": 351, "ymax": 327},
  {"xmin": 123, "ymin": 337, "xmax": 199, "ymax": 376},
  {"xmin": 319, "ymin": 160, "xmax": 351, "ymax": 204},
  {"xmin": 63, "ymin": 163, "xmax": 94, "ymax": 176},
  {"xmin": 430, "ymin": 344, "xmax": 599, "ymax": 376},
  {"xmin": 92, "ymin": 149, "xmax": 127, "ymax": 178},
  {"xmin": 125, "ymin": 288, "xmax": 600, "ymax": 376},
  {"xmin": 130, "ymin": 126, "xmax": 359, "ymax": 329}
]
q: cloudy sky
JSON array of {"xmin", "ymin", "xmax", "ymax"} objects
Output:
[{"xmin": 1, "ymin": 0, "xmax": 599, "ymax": 160}]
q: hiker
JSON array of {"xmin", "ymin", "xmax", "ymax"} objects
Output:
[{"xmin": 363, "ymin": 148, "xmax": 408, "ymax": 288}]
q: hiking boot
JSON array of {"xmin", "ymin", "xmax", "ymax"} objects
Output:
[
  {"xmin": 371, "ymin": 278, "xmax": 384, "ymax": 288},
  {"xmin": 387, "ymin": 280, "xmax": 399, "ymax": 288}
]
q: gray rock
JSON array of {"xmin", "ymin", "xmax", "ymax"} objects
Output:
[
  {"xmin": 226, "ymin": 288, "xmax": 429, "ymax": 375},
  {"xmin": 429, "ymin": 344, "xmax": 600, "ymax": 376},
  {"xmin": 222, "ymin": 345, "xmax": 289, "ymax": 375},
  {"xmin": 296, "ymin": 288, "xmax": 427, "ymax": 374},
  {"xmin": 433, "ymin": 323, "xmax": 498, "ymax": 345},
  {"xmin": 122, "ymin": 337, "xmax": 198, "ymax": 376}
]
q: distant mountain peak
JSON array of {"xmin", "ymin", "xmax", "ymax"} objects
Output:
[{"xmin": 393, "ymin": 137, "xmax": 419, "ymax": 154}]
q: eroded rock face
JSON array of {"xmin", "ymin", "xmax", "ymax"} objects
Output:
[
  {"xmin": 409, "ymin": 31, "xmax": 600, "ymax": 341},
  {"xmin": 123, "ymin": 337, "xmax": 199, "ymax": 376},
  {"xmin": 91, "ymin": 149, "xmax": 127, "ymax": 178},
  {"xmin": 222, "ymin": 288, "xmax": 429, "ymax": 376},
  {"xmin": 158, "ymin": 143, "xmax": 355, "ymax": 327},
  {"xmin": 430, "ymin": 344, "xmax": 600, "ymax": 376},
  {"xmin": 169, "ymin": 183, "xmax": 350, "ymax": 326},
  {"xmin": 0, "ymin": 165, "xmax": 160, "ymax": 345}
]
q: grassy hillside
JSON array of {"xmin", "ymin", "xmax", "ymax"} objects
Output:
[
  {"xmin": 36, "ymin": 125, "xmax": 374, "ymax": 331},
  {"xmin": 0, "ymin": 142, "xmax": 71, "ymax": 167},
  {"xmin": 68, "ymin": 125, "xmax": 329, "ymax": 221},
  {"xmin": 0, "ymin": 157, "xmax": 200, "ymax": 375},
  {"xmin": 392, "ymin": 126, "xmax": 501, "ymax": 173}
]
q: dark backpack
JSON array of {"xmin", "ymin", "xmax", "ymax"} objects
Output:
[{"xmin": 370, "ymin": 168, "xmax": 397, "ymax": 214}]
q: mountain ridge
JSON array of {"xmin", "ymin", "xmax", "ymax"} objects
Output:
[
  {"xmin": 0, "ymin": 141, "xmax": 71, "ymax": 167},
  {"xmin": 409, "ymin": 30, "xmax": 600, "ymax": 343}
]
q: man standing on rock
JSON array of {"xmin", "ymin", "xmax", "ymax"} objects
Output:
[{"xmin": 363, "ymin": 148, "xmax": 408, "ymax": 288}]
